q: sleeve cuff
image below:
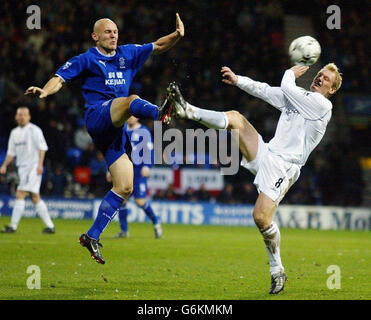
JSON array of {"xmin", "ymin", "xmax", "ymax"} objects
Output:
[
  {"xmin": 285, "ymin": 69, "xmax": 296, "ymax": 79},
  {"xmin": 55, "ymin": 74, "xmax": 66, "ymax": 82}
]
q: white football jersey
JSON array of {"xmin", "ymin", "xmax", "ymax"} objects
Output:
[
  {"xmin": 7, "ymin": 123, "xmax": 48, "ymax": 168},
  {"xmin": 236, "ymin": 69, "xmax": 332, "ymax": 167}
]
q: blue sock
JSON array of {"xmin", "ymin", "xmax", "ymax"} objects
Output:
[
  {"xmin": 141, "ymin": 201, "xmax": 158, "ymax": 225},
  {"xmin": 87, "ymin": 190, "xmax": 123, "ymax": 240},
  {"xmin": 118, "ymin": 204, "xmax": 128, "ymax": 232},
  {"xmin": 129, "ymin": 98, "xmax": 159, "ymax": 120}
]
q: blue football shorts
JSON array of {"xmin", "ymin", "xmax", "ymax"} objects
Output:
[
  {"xmin": 85, "ymin": 99, "xmax": 132, "ymax": 167},
  {"xmin": 132, "ymin": 175, "xmax": 148, "ymax": 199}
]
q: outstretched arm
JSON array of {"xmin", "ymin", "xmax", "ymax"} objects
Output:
[
  {"xmin": 24, "ymin": 76, "xmax": 64, "ymax": 98},
  {"xmin": 152, "ymin": 13, "xmax": 184, "ymax": 55},
  {"xmin": 221, "ymin": 66, "xmax": 285, "ymax": 110}
]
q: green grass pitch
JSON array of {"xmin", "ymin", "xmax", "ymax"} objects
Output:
[{"xmin": 0, "ymin": 216, "xmax": 369, "ymax": 300}]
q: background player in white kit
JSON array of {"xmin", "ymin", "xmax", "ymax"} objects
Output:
[
  {"xmin": 166, "ymin": 63, "xmax": 342, "ymax": 294},
  {"xmin": 0, "ymin": 107, "xmax": 55, "ymax": 234}
]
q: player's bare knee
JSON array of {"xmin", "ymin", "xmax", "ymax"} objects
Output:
[
  {"xmin": 122, "ymin": 186, "xmax": 133, "ymax": 199},
  {"xmin": 253, "ymin": 208, "xmax": 271, "ymax": 230},
  {"xmin": 114, "ymin": 185, "xmax": 133, "ymax": 199},
  {"xmin": 135, "ymin": 198, "xmax": 145, "ymax": 207},
  {"xmin": 15, "ymin": 190, "xmax": 26, "ymax": 200},
  {"xmin": 30, "ymin": 193, "xmax": 41, "ymax": 204},
  {"xmin": 226, "ymin": 110, "xmax": 245, "ymax": 130}
]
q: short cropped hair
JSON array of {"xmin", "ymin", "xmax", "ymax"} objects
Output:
[
  {"xmin": 16, "ymin": 106, "xmax": 30, "ymax": 114},
  {"xmin": 322, "ymin": 63, "xmax": 342, "ymax": 92}
]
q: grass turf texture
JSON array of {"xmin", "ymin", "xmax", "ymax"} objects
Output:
[{"xmin": 0, "ymin": 217, "xmax": 369, "ymax": 300}]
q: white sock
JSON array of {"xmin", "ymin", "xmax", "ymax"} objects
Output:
[
  {"xmin": 10, "ymin": 199, "xmax": 25, "ymax": 230},
  {"xmin": 35, "ymin": 200, "xmax": 54, "ymax": 229},
  {"xmin": 260, "ymin": 222, "xmax": 284, "ymax": 275},
  {"xmin": 186, "ymin": 103, "xmax": 228, "ymax": 129}
]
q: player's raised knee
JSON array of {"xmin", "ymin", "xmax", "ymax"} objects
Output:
[
  {"xmin": 113, "ymin": 95, "xmax": 139, "ymax": 108},
  {"xmin": 226, "ymin": 110, "xmax": 245, "ymax": 130},
  {"xmin": 128, "ymin": 94, "xmax": 140, "ymax": 104}
]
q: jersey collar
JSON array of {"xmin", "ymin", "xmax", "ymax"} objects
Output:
[{"xmin": 94, "ymin": 47, "xmax": 117, "ymax": 59}]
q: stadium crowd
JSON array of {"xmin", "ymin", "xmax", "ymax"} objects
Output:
[{"xmin": 0, "ymin": 0, "xmax": 367, "ymax": 206}]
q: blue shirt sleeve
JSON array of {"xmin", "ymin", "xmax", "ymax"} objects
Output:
[
  {"xmin": 131, "ymin": 43, "xmax": 154, "ymax": 73},
  {"xmin": 55, "ymin": 53, "xmax": 87, "ymax": 82}
]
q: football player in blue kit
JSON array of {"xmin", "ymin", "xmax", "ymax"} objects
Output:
[
  {"xmin": 25, "ymin": 14, "xmax": 184, "ymax": 264},
  {"xmin": 108, "ymin": 116, "xmax": 162, "ymax": 239}
]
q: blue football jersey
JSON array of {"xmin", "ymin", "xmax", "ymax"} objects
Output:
[
  {"xmin": 55, "ymin": 43, "xmax": 154, "ymax": 107},
  {"xmin": 126, "ymin": 124, "xmax": 154, "ymax": 175}
]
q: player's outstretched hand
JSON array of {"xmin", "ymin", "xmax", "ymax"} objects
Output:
[
  {"xmin": 290, "ymin": 65, "xmax": 309, "ymax": 79},
  {"xmin": 176, "ymin": 13, "xmax": 184, "ymax": 37},
  {"xmin": 221, "ymin": 66, "xmax": 238, "ymax": 86},
  {"xmin": 24, "ymin": 86, "xmax": 48, "ymax": 98},
  {"xmin": 0, "ymin": 165, "xmax": 6, "ymax": 175}
]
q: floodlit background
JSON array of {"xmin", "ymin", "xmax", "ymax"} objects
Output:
[{"xmin": 0, "ymin": 0, "xmax": 369, "ymax": 217}]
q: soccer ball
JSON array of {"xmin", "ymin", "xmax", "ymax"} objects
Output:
[{"xmin": 288, "ymin": 36, "xmax": 321, "ymax": 66}]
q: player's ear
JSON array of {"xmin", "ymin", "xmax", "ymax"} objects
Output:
[
  {"xmin": 91, "ymin": 32, "xmax": 98, "ymax": 42},
  {"xmin": 329, "ymin": 87, "xmax": 337, "ymax": 96}
]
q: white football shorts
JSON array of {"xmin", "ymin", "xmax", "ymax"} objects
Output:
[
  {"xmin": 241, "ymin": 135, "xmax": 301, "ymax": 204},
  {"xmin": 17, "ymin": 165, "xmax": 42, "ymax": 194}
]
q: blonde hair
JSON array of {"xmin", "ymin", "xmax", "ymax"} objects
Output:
[{"xmin": 322, "ymin": 63, "xmax": 342, "ymax": 92}]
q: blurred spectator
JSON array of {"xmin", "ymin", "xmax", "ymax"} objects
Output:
[
  {"xmin": 50, "ymin": 164, "xmax": 68, "ymax": 196},
  {"xmin": 164, "ymin": 184, "xmax": 178, "ymax": 201},
  {"xmin": 197, "ymin": 184, "xmax": 211, "ymax": 202},
  {"xmin": 217, "ymin": 183, "xmax": 236, "ymax": 204},
  {"xmin": 80, "ymin": 143, "xmax": 96, "ymax": 166},
  {"xmin": 237, "ymin": 182, "xmax": 258, "ymax": 204},
  {"xmin": 182, "ymin": 187, "xmax": 198, "ymax": 202},
  {"xmin": 74, "ymin": 123, "xmax": 93, "ymax": 151},
  {"xmin": 89, "ymin": 151, "xmax": 108, "ymax": 196},
  {"xmin": 0, "ymin": 175, "xmax": 9, "ymax": 194},
  {"xmin": 152, "ymin": 189, "xmax": 166, "ymax": 201}
]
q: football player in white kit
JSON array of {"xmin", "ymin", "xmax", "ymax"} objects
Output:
[
  {"xmin": 166, "ymin": 63, "xmax": 342, "ymax": 294},
  {"xmin": 0, "ymin": 107, "xmax": 55, "ymax": 234}
]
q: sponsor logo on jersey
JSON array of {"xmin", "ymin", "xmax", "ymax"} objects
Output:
[
  {"xmin": 14, "ymin": 141, "xmax": 27, "ymax": 147},
  {"xmin": 105, "ymin": 72, "xmax": 125, "ymax": 86},
  {"xmin": 105, "ymin": 79, "xmax": 125, "ymax": 85},
  {"xmin": 285, "ymin": 101, "xmax": 299, "ymax": 116}
]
